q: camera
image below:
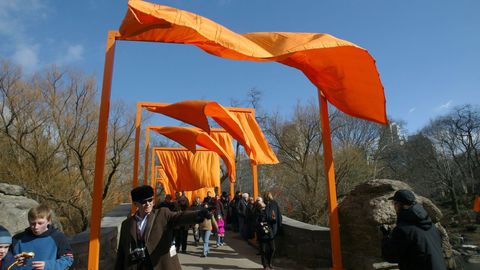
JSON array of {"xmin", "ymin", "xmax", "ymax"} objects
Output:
[{"xmin": 130, "ymin": 247, "xmax": 146, "ymax": 262}]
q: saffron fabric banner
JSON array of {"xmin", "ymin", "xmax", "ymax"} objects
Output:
[
  {"xmin": 145, "ymin": 100, "xmax": 279, "ymax": 164},
  {"xmin": 155, "ymin": 149, "xmax": 221, "ymax": 191},
  {"xmin": 119, "ymin": 0, "xmax": 387, "ymax": 124},
  {"xmin": 232, "ymin": 111, "xmax": 279, "ymax": 165},
  {"xmin": 151, "ymin": 126, "xmax": 236, "ymax": 182}
]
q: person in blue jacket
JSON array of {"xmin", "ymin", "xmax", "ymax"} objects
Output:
[
  {"xmin": 0, "ymin": 226, "xmax": 14, "ymax": 270},
  {"xmin": 12, "ymin": 205, "xmax": 73, "ymax": 270}
]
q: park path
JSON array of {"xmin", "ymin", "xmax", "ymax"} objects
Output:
[{"xmin": 178, "ymin": 230, "xmax": 291, "ymax": 270}]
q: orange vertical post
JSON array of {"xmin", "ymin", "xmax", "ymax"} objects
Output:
[
  {"xmin": 318, "ymin": 91, "xmax": 343, "ymax": 270},
  {"xmin": 133, "ymin": 103, "xmax": 142, "ymax": 188},
  {"xmin": 143, "ymin": 127, "xmax": 150, "ymax": 185},
  {"xmin": 251, "ymin": 163, "xmax": 258, "ymax": 199},
  {"xmin": 87, "ymin": 30, "xmax": 118, "ymax": 270},
  {"xmin": 151, "ymin": 147, "xmax": 157, "ymax": 197},
  {"xmin": 230, "ymin": 182, "xmax": 234, "ymax": 198}
]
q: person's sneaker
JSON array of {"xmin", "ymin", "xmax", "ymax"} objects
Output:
[
  {"xmin": 200, "ymin": 254, "xmax": 206, "ymax": 258},
  {"xmin": 215, "ymin": 244, "xmax": 220, "ymax": 248}
]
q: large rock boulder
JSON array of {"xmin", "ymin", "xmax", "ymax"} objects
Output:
[
  {"xmin": 338, "ymin": 179, "xmax": 456, "ymax": 270},
  {"xmin": 0, "ymin": 183, "xmax": 39, "ymax": 234}
]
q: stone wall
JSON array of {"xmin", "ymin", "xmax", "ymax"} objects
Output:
[
  {"xmin": 275, "ymin": 216, "xmax": 332, "ymax": 269},
  {"xmin": 70, "ymin": 203, "xmax": 131, "ymax": 270},
  {"xmin": 70, "ymin": 205, "xmax": 333, "ymax": 270}
]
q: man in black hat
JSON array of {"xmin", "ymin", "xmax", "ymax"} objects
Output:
[
  {"xmin": 381, "ymin": 189, "xmax": 447, "ymax": 270},
  {"xmin": 115, "ymin": 185, "xmax": 211, "ymax": 270}
]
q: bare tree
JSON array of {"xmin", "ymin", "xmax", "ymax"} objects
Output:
[
  {"xmin": 421, "ymin": 105, "xmax": 480, "ymax": 213},
  {"xmin": 0, "ymin": 60, "xmax": 135, "ymax": 234}
]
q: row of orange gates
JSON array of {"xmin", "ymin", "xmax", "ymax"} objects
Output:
[
  {"xmin": 134, "ymin": 101, "xmax": 279, "ymax": 205},
  {"xmin": 85, "ymin": 0, "xmax": 394, "ymax": 269}
]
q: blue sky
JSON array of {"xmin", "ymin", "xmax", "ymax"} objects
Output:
[{"xmin": 1, "ymin": 0, "xmax": 479, "ymax": 134}]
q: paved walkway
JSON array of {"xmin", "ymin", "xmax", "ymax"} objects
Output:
[{"xmin": 178, "ymin": 230, "xmax": 290, "ymax": 270}]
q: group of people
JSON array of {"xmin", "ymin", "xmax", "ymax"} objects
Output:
[
  {"xmin": 115, "ymin": 186, "xmax": 283, "ymax": 270},
  {"xmin": 0, "ymin": 186, "xmax": 449, "ymax": 270},
  {"xmin": 221, "ymin": 191, "xmax": 282, "ymax": 270},
  {"xmin": 0, "ymin": 205, "xmax": 73, "ymax": 270}
]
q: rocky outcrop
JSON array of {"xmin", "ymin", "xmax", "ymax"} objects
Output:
[
  {"xmin": 0, "ymin": 183, "xmax": 39, "ymax": 234},
  {"xmin": 338, "ymin": 179, "xmax": 456, "ymax": 270}
]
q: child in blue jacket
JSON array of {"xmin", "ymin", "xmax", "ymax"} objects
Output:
[
  {"xmin": 0, "ymin": 225, "xmax": 14, "ymax": 270},
  {"xmin": 12, "ymin": 205, "xmax": 74, "ymax": 270}
]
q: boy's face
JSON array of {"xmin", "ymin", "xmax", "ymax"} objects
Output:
[
  {"xmin": 29, "ymin": 217, "xmax": 50, "ymax": 235},
  {"xmin": 0, "ymin": 243, "xmax": 10, "ymax": 260}
]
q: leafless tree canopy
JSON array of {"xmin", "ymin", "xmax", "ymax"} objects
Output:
[{"xmin": 0, "ymin": 60, "xmax": 135, "ymax": 234}]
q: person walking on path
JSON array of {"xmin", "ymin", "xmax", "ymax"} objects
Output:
[
  {"xmin": 189, "ymin": 196, "xmax": 202, "ymax": 247},
  {"xmin": 255, "ymin": 201, "xmax": 276, "ymax": 270},
  {"xmin": 264, "ymin": 192, "xmax": 282, "ymax": 238},
  {"xmin": 174, "ymin": 197, "xmax": 190, "ymax": 254},
  {"xmin": 381, "ymin": 189, "xmax": 447, "ymax": 270},
  {"xmin": 237, "ymin": 193, "xmax": 249, "ymax": 240},
  {"xmin": 215, "ymin": 214, "xmax": 225, "ymax": 247},
  {"xmin": 198, "ymin": 204, "xmax": 218, "ymax": 258}
]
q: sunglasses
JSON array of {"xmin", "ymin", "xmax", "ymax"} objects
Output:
[{"xmin": 140, "ymin": 197, "xmax": 154, "ymax": 205}]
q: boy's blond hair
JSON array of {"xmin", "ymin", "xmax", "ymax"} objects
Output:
[{"xmin": 28, "ymin": 204, "xmax": 52, "ymax": 221}]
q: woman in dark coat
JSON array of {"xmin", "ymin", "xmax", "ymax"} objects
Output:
[{"xmin": 255, "ymin": 200, "xmax": 276, "ymax": 270}]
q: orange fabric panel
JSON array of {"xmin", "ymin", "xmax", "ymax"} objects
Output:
[
  {"xmin": 232, "ymin": 111, "xmax": 278, "ymax": 164},
  {"xmin": 474, "ymin": 195, "xmax": 480, "ymax": 212},
  {"xmin": 145, "ymin": 100, "xmax": 254, "ymax": 159},
  {"xmin": 145, "ymin": 100, "xmax": 211, "ymax": 132},
  {"xmin": 156, "ymin": 166, "xmax": 177, "ymax": 195},
  {"xmin": 150, "ymin": 126, "xmax": 236, "ymax": 182},
  {"xmin": 119, "ymin": 0, "xmax": 387, "ymax": 124},
  {"xmin": 155, "ymin": 149, "xmax": 220, "ymax": 191},
  {"xmin": 209, "ymin": 130, "xmax": 236, "ymax": 181}
]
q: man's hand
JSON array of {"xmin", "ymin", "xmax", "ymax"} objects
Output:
[{"xmin": 198, "ymin": 208, "xmax": 212, "ymax": 220}]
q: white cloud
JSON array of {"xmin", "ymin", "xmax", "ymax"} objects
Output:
[
  {"xmin": 12, "ymin": 45, "xmax": 39, "ymax": 74},
  {"xmin": 408, "ymin": 107, "xmax": 416, "ymax": 113},
  {"xmin": 55, "ymin": 44, "xmax": 85, "ymax": 66},
  {"xmin": 437, "ymin": 100, "xmax": 452, "ymax": 110},
  {"xmin": 0, "ymin": 0, "xmax": 48, "ymax": 72}
]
